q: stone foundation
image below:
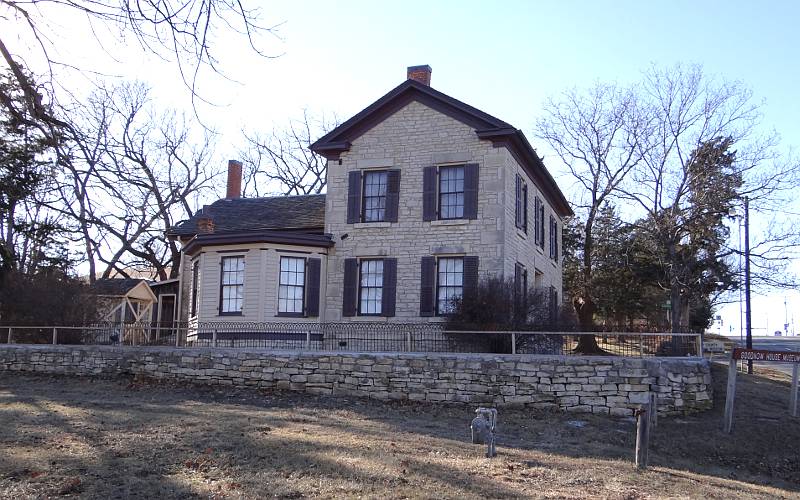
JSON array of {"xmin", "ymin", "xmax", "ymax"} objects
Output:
[{"xmin": 0, "ymin": 345, "xmax": 712, "ymax": 416}]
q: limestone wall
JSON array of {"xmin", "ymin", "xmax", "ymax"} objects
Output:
[{"xmin": 0, "ymin": 345, "xmax": 712, "ymax": 416}]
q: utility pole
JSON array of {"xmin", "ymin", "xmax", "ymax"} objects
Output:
[{"xmin": 744, "ymin": 196, "xmax": 753, "ymax": 374}]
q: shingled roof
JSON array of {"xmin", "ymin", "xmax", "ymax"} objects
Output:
[
  {"xmin": 91, "ymin": 278, "xmax": 149, "ymax": 296},
  {"xmin": 167, "ymin": 194, "xmax": 326, "ymax": 238}
]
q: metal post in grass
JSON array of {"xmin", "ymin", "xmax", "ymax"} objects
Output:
[
  {"xmin": 52, "ymin": 327, "xmax": 57, "ymax": 345},
  {"xmin": 635, "ymin": 403, "xmax": 650, "ymax": 469},
  {"xmin": 723, "ymin": 355, "xmax": 738, "ymax": 433},
  {"xmin": 791, "ymin": 364, "xmax": 799, "ymax": 418}
]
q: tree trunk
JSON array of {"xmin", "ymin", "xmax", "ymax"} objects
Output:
[{"xmin": 572, "ymin": 211, "xmax": 607, "ymax": 355}]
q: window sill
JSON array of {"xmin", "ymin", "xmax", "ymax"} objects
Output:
[
  {"xmin": 516, "ymin": 229, "xmax": 528, "ymax": 239},
  {"xmin": 218, "ymin": 312, "xmax": 243, "ymax": 317},
  {"xmin": 430, "ymin": 219, "xmax": 470, "ymax": 227},
  {"xmin": 275, "ymin": 312, "xmax": 305, "ymax": 318},
  {"xmin": 347, "ymin": 316, "xmax": 389, "ymax": 322},
  {"xmin": 353, "ymin": 222, "xmax": 392, "ymax": 229}
]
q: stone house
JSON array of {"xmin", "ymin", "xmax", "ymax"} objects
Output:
[{"xmin": 167, "ymin": 65, "xmax": 573, "ymax": 327}]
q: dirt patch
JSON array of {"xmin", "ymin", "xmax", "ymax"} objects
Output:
[{"xmin": 0, "ymin": 364, "xmax": 797, "ymax": 499}]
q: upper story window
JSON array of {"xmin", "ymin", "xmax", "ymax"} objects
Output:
[
  {"xmin": 278, "ymin": 256, "xmax": 305, "ymax": 314},
  {"xmin": 362, "ymin": 170, "xmax": 388, "ymax": 222},
  {"xmin": 347, "ymin": 169, "xmax": 400, "ymax": 224},
  {"xmin": 219, "ymin": 256, "xmax": 244, "ymax": 315},
  {"xmin": 359, "ymin": 259, "xmax": 384, "ymax": 315},
  {"xmin": 190, "ymin": 260, "xmax": 199, "ymax": 317},
  {"xmin": 438, "ymin": 166, "xmax": 465, "ymax": 219},
  {"xmin": 423, "ymin": 163, "xmax": 479, "ymax": 222},
  {"xmin": 515, "ymin": 174, "xmax": 528, "ymax": 233},
  {"xmin": 437, "ymin": 256, "xmax": 464, "ymax": 315}
]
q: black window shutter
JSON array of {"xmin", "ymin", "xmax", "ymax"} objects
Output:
[
  {"xmin": 463, "ymin": 256, "xmax": 479, "ymax": 300},
  {"xmin": 382, "ymin": 258, "xmax": 397, "ymax": 317},
  {"xmin": 463, "ymin": 163, "xmax": 479, "ymax": 219},
  {"xmin": 347, "ymin": 171, "xmax": 362, "ymax": 224},
  {"xmin": 523, "ymin": 184, "xmax": 528, "ymax": 232},
  {"xmin": 422, "ymin": 166, "xmax": 437, "ymax": 221},
  {"xmin": 514, "ymin": 262, "xmax": 522, "ymax": 306},
  {"xmin": 305, "ymin": 258, "xmax": 321, "ymax": 317},
  {"xmin": 342, "ymin": 258, "xmax": 358, "ymax": 316},
  {"xmin": 514, "ymin": 175, "xmax": 522, "ymax": 229},
  {"xmin": 554, "ymin": 220, "xmax": 559, "ymax": 262},
  {"xmin": 534, "ymin": 197, "xmax": 541, "ymax": 245},
  {"xmin": 419, "ymin": 256, "xmax": 436, "ymax": 316},
  {"xmin": 385, "ymin": 170, "xmax": 401, "ymax": 222}
]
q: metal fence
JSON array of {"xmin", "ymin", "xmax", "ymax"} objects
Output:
[{"xmin": 0, "ymin": 321, "xmax": 702, "ymax": 357}]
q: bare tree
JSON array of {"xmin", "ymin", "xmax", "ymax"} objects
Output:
[
  {"xmin": 0, "ymin": 0, "xmax": 277, "ymax": 134},
  {"xmin": 619, "ymin": 65, "xmax": 800, "ymax": 332},
  {"xmin": 55, "ymin": 82, "xmax": 218, "ymax": 281},
  {"xmin": 537, "ymin": 83, "xmax": 648, "ymax": 351},
  {"xmin": 540, "ymin": 64, "xmax": 800, "ymax": 337},
  {"xmin": 240, "ymin": 110, "xmax": 337, "ymax": 196}
]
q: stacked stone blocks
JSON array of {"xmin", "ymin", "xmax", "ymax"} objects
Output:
[{"xmin": 0, "ymin": 345, "xmax": 712, "ymax": 416}]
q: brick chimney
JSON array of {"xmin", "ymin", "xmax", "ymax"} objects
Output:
[
  {"xmin": 196, "ymin": 216, "xmax": 215, "ymax": 234},
  {"xmin": 407, "ymin": 65, "xmax": 432, "ymax": 86},
  {"xmin": 226, "ymin": 159, "xmax": 242, "ymax": 199}
]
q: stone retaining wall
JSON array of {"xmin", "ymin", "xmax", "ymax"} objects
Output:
[{"xmin": 0, "ymin": 345, "xmax": 712, "ymax": 416}]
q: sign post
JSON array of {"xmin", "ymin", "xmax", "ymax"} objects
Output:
[
  {"xmin": 791, "ymin": 364, "xmax": 799, "ymax": 418},
  {"xmin": 723, "ymin": 348, "xmax": 800, "ymax": 432}
]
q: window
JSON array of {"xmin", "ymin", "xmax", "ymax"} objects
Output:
[
  {"xmin": 190, "ymin": 260, "xmax": 199, "ymax": 317},
  {"xmin": 362, "ymin": 170, "xmax": 388, "ymax": 222},
  {"xmin": 437, "ymin": 257, "xmax": 464, "ymax": 315},
  {"xmin": 359, "ymin": 259, "xmax": 384, "ymax": 315},
  {"xmin": 278, "ymin": 257, "xmax": 305, "ymax": 314},
  {"xmin": 438, "ymin": 165, "xmax": 465, "ymax": 219},
  {"xmin": 219, "ymin": 256, "xmax": 244, "ymax": 314},
  {"xmin": 550, "ymin": 216, "xmax": 559, "ymax": 261},
  {"xmin": 515, "ymin": 174, "xmax": 528, "ymax": 232}
]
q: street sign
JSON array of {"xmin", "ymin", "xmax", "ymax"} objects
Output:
[
  {"xmin": 732, "ymin": 348, "xmax": 800, "ymax": 363},
  {"xmin": 724, "ymin": 348, "xmax": 800, "ymax": 433}
]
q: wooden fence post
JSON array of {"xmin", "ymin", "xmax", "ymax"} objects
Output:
[
  {"xmin": 306, "ymin": 330, "xmax": 311, "ymax": 350},
  {"xmin": 723, "ymin": 356, "xmax": 738, "ymax": 433},
  {"xmin": 635, "ymin": 403, "xmax": 650, "ymax": 469},
  {"xmin": 52, "ymin": 327, "xmax": 57, "ymax": 345},
  {"xmin": 511, "ymin": 333, "xmax": 516, "ymax": 355},
  {"xmin": 649, "ymin": 393, "xmax": 658, "ymax": 428},
  {"xmin": 791, "ymin": 364, "xmax": 798, "ymax": 418},
  {"xmin": 639, "ymin": 334, "xmax": 645, "ymax": 357},
  {"xmin": 7, "ymin": 327, "xmax": 11, "ymax": 344},
  {"xmin": 406, "ymin": 331, "xmax": 412, "ymax": 352},
  {"xmin": 212, "ymin": 329, "xmax": 218, "ymax": 348}
]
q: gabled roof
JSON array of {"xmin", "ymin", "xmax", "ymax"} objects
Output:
[
  {"xmin": 91, "ymin": 278, "xmax": 156, "ymax": 302},
  {"xmin": 310, "ymin": 79, "xmax": 573, "ymax": 217},
  {"xmin": 167, "ymin": 194, "xmax": 326, "ymax": 238}
]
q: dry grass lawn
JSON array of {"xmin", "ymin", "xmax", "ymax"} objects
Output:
[{"xmin": 0, "ymin": 364, "xmax": 798, "ymax": 499}]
